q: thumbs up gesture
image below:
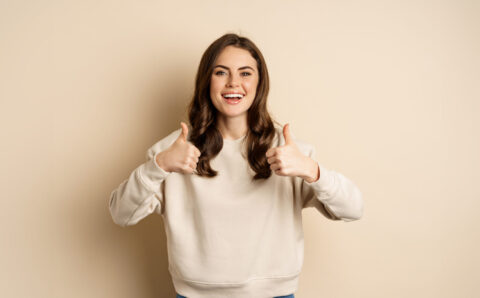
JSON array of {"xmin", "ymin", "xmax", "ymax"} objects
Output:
[
  {"xmin": 156, "ymin": 122, "xmax": 202, "ymax": 174},
  {"xmin": 266, "ymin": 123, "xmax": 320, "ymax": 182}
]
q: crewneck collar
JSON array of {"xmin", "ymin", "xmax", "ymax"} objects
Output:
[{"xmin": 222, "ymin": 134, "xmax": 246, "ymax": 144}]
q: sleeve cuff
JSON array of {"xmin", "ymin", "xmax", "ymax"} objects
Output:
[
  {"xmin": 139, "ymin": 151, "xmax": 171, "ymax": 185},
  {"xmin": 302, "ymin": 161, "xmax": 364, "ymax": 221},
  {"xmin": 303, "ymin": 161, "xmax": 334, "ymax": 192}
]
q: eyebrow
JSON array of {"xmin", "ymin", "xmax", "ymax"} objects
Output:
[{"xmin": 214, "ymin": 64, "xmax": 255, "ymax": 71}]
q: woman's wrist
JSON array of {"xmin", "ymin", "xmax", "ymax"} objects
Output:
[
  {"xmin": 301, "ymin": 158, "xmax": 320, "ymax": 183},
  {"xmin": 155, "ymin": 151, "xmax": 171, "ymax": 172}
]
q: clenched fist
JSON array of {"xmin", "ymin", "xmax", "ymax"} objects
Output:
[
  {"xmin": 156, "ymin": 122, "xmax": 202, "ymax": 174},
  {"xmin": 266, "ymin": 123, "xmax": 320, "ymax": 182}
]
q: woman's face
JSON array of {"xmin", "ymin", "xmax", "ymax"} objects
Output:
[{"xmin": 209, "ymin": 45, "xmax": 259, "ymax": 120}]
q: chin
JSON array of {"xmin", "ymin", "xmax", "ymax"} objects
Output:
[{"xmin": 220, "ymin": 111, "xmax": 247, "ymax": 118}]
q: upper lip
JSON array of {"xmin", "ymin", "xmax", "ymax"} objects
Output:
[{"xmin": 222, "ymin": 92, "xmax": 245, "ymax": 96}]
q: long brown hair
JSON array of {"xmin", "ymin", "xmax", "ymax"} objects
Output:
[{"xmin": 187, "ymin": 33, "xmax": 279, "ymax": 181}]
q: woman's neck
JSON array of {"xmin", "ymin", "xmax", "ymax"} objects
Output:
[{"xmin": 217, "ymin": 115, "xmax": 248, "ymax": 140}]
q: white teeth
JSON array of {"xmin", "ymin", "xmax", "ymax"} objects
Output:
[{"xmin": 223, "ymin": 94, "xmax": 243, "ymax": 99}]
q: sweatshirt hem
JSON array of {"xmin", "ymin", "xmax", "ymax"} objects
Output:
[{"xmin": 171, "ymin": 271, "xmax": 300, "ymax": 298}]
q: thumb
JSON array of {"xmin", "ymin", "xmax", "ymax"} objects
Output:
[
  {"xmin": 283, "ymin": 123, "xmax": 293, "ymax": 145},
  {"xmin": 178, "ymin": 122, "xmax": 188, "ymax": 142}
]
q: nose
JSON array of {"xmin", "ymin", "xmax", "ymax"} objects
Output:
[{"xmin": 226, "ymin": 73, "xmax": 239, "ymax": 87}]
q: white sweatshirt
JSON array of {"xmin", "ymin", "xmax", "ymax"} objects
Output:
[{"xmin": 109, "ymin": 123, "xmax": 363, "ymax": 298}]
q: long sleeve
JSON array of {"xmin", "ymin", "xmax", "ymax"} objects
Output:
[
  {"xmin": 300, "ymin": 145, "xmax": 364, "ymax": 222},
  {"xmin": 109, "ymin": 148, "xmax": 171, "ymax": 227}
]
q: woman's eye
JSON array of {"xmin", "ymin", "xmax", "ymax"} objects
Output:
[{"xmin": 214, "ymin": 70, "xmax": 251, "ymax": 76}]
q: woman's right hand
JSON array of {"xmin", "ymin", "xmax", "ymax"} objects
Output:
[{"xmin": 155, "ymin": 122, "xmax": 201, "ymax": 174}]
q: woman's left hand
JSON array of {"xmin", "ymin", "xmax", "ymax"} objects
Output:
[{"xmin": 266, "ymin": 124, "xmax": 320, "ymax": 183}]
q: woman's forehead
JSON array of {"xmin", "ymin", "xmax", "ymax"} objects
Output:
[{"xmin": 215, "ymin": 46, "xmax": 257, "ymax": 69}]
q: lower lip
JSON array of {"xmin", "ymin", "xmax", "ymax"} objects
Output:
[{"xmin": 223, "ymin": 97, "xmax": 242, "ymax": 105}]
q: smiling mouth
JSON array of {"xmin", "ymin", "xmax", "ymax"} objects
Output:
[
  {"xmin": 222, "ymin": 93, "xmax": 243, "ymax": 105},
  {"xmin": 222, "ymin": 93, "xmax": 244, "ymax": 99}
]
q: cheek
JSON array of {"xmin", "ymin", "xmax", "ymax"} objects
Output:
[
  {"xmin": 244, "ymin": 78, "xmax": 258, "ymax": 92},
  {"xmin": 210, "ymin": 78, "xmax": 223, "ymax": 94}
]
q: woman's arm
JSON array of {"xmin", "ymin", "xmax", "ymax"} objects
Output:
[
  {"xmin": 300, "ymin": 145, "xmax": 364, "ymax": 222},
  {"xmin": 109, "ymin": 148, "xmax": 171, "ymax": 227}
]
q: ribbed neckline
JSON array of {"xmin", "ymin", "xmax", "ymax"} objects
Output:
[{"xmin": 222, "ymin": 134, "xmax": 246, "ymax": 144}]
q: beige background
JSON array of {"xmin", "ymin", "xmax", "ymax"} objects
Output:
[{"xmin": 1, "ymin": 0, "xmax": 479, "ymax": 297}]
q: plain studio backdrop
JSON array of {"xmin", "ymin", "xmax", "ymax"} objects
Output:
[{"xmin": 1, "ymin": 0, "xmax": 478, "ymax": 297}]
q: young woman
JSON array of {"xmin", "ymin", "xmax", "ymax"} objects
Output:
[{"xmin": 109, "ymin": 33, "xmax": 363, "ymax": 298}]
